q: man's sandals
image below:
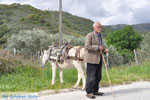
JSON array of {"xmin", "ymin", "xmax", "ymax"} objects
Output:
[{"xmin": 86, "ymin": 92, "xmax": 104, "ymax": 99}]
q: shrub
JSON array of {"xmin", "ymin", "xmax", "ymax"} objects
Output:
[
  {"xmin": 137, "ymin": 32, "xmax": 150, "ymax": 62},
  {"xmin": 6, "ymin": 29, "xmax": 86, "ymax": 53},
  {"xmin": 7, "ymin": 29, "xmax": 52, "ymax": 53},
  {"xmin": 0, "ymin": 24, "xmax": 8, "ymax": 38},
  {"xmin": 0, "ymin": 49, "xmax": 15, "ymax": 75},
  {"xmin": 106, "ymin": 26, "xmax": 143, "ymax": 63}
]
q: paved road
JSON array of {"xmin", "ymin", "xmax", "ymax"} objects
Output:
[{"xmin": 38, "ymin": 81, "xmax": 150, "ymax": 100}]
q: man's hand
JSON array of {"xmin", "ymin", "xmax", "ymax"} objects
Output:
[
  {"xmin": 99, "ymin": 46, "xmax": 109, "ymax": 53},
  {"xmin": 99, "ymin": 46, "xmax": 103, "ymax": 51},
  {"xmin": 104, "ymin": 49, "xmax": 109, "ymax": 53}
]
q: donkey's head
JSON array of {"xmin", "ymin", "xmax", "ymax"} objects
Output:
[{"xmin": 40, "ymin": 48, "xmax": 51, "ymax": 68}]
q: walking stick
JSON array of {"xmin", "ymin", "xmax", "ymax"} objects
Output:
[{"xmin": 101, "ymin": 52, "xmax": 115, "ymax": 98}]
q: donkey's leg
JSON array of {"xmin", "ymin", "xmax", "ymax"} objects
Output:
[
  {"xmin": 78, "ymin": 62, "xmax": 86, "ymax": 90},
  {"xmin": 58, "ymin": 66, "xmax": 64, "ymax": 83},
  {"xmin": 73, "ymin": 61, "xmax": 83, "ymax": 89},
  {"xmin": 81, "ymin": 70, "xmax": 86, "ymax": 91},
  {"xmin": 74, "ymin": 61, "xmax": 86, "ymax": 90},
  {"xmin": 81, "ymin": 62, "xmax": 87, "ymax": 90},
  {"xmin": 51, "ymin": 62, "xmax": 57, "ymax": 85},
  {"xmin": 73, "ymin": 71, "xmax": 81, "ymax": 89}
]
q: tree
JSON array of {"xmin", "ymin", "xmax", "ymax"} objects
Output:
[
  {"xmin": 106, "ymin": 26, "xmax": 142, "ymax": 63},
  {"xmin": 6, "ymin": 29, "xmax": 86, "ymax": 53},
  {"xmin": 6, "ymin": 29, "xmax": 53, "ymax": 53}
]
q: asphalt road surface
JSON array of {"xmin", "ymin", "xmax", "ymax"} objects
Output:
[{"xmin": 38, "ymin": 81, "xmax": 150, "ymax": 100}]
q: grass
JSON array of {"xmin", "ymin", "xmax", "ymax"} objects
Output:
[
  {"xmin": 101, "ymin": 62, "xmax": 150, "ymax": 86},
  {"xmin": 0, "ymin": 62, "xmax": 78, "ymax": 92},
  {"xmin": 0, "ymin": 61, "xmax": 150, "ymax": 92}
]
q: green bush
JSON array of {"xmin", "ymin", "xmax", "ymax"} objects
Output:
[
  {"xmin": 0, "ymin": 35, "xmax": 7, "ymax": 46},
  {"xmin": 139, "ymin": 32, "xmax": 150, "ymax": 53},
  {"xmin": 0, "ymin": 49, "xmax": 16, "ymax": 75},
  {"xmin": 0, "ymin": 58, "xmax": 15, "ymax": 75},
  {"xmin": 7, "ymin": 29, "xmax": 51, "ymax": 53},
  {"xmin": 0, "ymin": 24, "xmax": 10, "ymax": 46},
  {"xmin": 20, "ymin": 17, "xmax": 25, "ymax": 22},
  {"xmin": 107, "ymin": 45, "xmax": 124, "ymax": 66},
  {"xmin": 106, "ymin": 26, "xmax": 143, "ymax": 63},
  {"xmin": 6, "ymin": 29, "xmax": 86, "ymax": 53},
  {"xmin": 0, "ymin": 24, "xmax": 8, "ymax": 38},
  {"xmin": 119, "ymin": 49, "xmax": 134, "ymax": 64},
  {"xmin": 25, "ymin": 14, "xmax": 46, "ymax": 25},
  {"xmin": 137, "ymin": 32, "xmax": 150, "ymax": 62}
]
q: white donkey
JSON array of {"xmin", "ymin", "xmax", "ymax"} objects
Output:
[{"xmin": 40, "ymin": 45, "xmax": 86, "ymax": 90}]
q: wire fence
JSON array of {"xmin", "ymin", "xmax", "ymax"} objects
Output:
[
  {"xmin": 0, "ymin": 49, "xmax": 41, "ymax": 65},
  {"xmin": 1, "ymin": 47, "xmax": 150, "ymax": 69},
  {"xmin": 0, "ymin": 48, "xmax": 150, "ymax": 77},
  {"xmin": 106, "ymin": 52, "xmax": 150, "ymax": 67},
  {"xmin": 2, "ymin": 48, "xmax": 149, "ymax": 68}
]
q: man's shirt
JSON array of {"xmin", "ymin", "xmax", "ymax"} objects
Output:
[{"xmin": 96, "ymin": 32, "xmax": 102, "ymax": 46}]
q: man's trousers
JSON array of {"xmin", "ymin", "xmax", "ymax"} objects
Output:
[{"xmin": 86, "ymin": 56, "xmax": 102, "ymax": 94}]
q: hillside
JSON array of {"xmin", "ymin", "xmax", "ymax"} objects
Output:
[
  {"xmin": 0, "ymin": 3, "xmax": 150, "ymax": 48},
  {"xmin": 0, "ymin": 3, "xmax": 95, "ymax": 36},
  {"xmin": 1, "ymin": 3, "xmax": 150, "ymax": 35},
  {"xmin": 104, "ymin": 23, "xmax": 150, "ymax": 33}
]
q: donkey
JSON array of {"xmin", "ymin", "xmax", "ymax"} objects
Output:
[{"xmin": 40, "ymin": 45, "xmax": 86, "ymax": 90}]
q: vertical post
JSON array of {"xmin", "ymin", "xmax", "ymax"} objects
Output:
[
  {"xmin": 38, "ymin": 51, "xmax": 40, "ymax": 64},
  {"xmin": 106, "ymin": 52, "xmax": 109, "ymax": 67},
  {"xmin": 134, "ymin": 49, "xmax": 139, "ymax": 65},
  {"xmin": 14, "ymin": 48, "xmax": 16, "ymax": 57},
  {"xmin": 59, "ymin": 0, "xmax": 62, "ymax": 47},
  {"xmin": 17, "ymin": 50, "xmax": 19, "ymax": 57}
]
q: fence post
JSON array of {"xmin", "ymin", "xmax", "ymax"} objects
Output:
[
  {"xmin": 38, "ymin": 52, "xmax": 39, "ymax": 62},
  {"xmin": 134, "ymin": 49, "xmax": 139, "ymax": 65},
  {"xmin": 13, "ymin": 48, "xmax": 16, "ymax": 57},
  {"xmin": 106, "ymin": 52, "xmax": 109, "ymax": 67}
]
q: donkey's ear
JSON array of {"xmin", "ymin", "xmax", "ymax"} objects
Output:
[
  {"xmin": 68, "ymin": 40, "xmax": 71, "ymax": 44},
  {"xmin": 52, "ymin": 42, "xmax": 59, "ymax": 47},
  {"xmin": 44, "ymin": 50, "xmax": 47, "ymax": 53},
  {"xmin": 48, "ymin": 45, "xmax": 52, "ymax": 48},
  {"xmin": 41, "ymin": 50, "xmax": 43, "ymax": 55}
]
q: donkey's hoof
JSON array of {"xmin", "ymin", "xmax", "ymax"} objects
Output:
[
  {"xmin": 73, "ymin": 86, "xmax": 80, "ymax": 90},
  {"xmin": 81, "ymin": 88, "xmax": 85, "ymax": 91}
]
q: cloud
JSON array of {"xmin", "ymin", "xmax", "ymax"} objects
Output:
[
  {"xmin": 84, "ymin": 0, "xmax": 109, "ymax": 17},
  {"xmin": 132, "ymin": 6, "xmax": 150, "ymax": 24},
  {"xmin": 117, "ymin": 2, "xmax": 132, "ymax": 14},
  {"xmin": 99, "ymin": 0, "xmax": 149, "ymax": 25},
  {"xmin": 62, "ymin": 0, "xmax": 111, "ymax": 22}
]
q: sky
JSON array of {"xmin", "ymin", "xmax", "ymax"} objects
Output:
[{"xmin": 0, "ymin": 0, "xmax": 150, "ymax": 25}]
